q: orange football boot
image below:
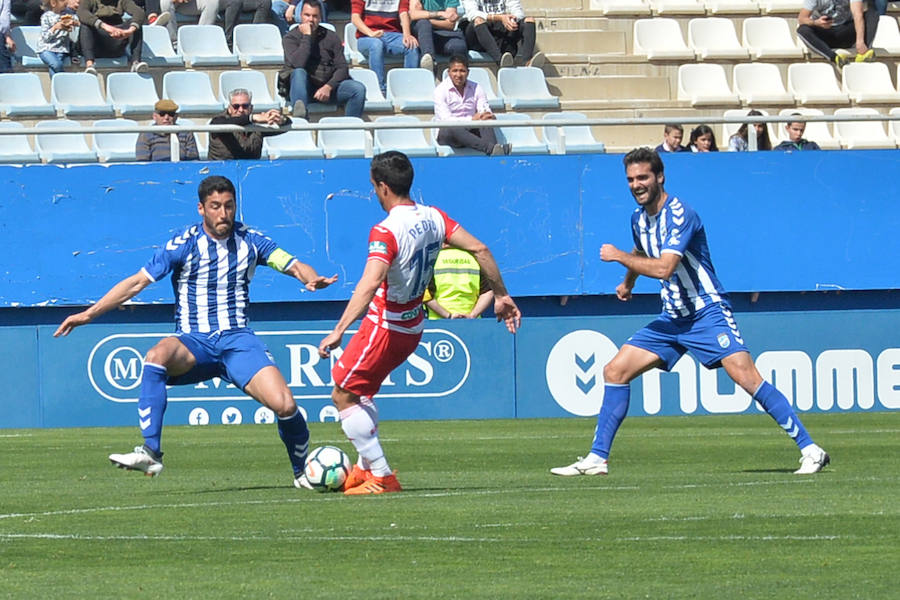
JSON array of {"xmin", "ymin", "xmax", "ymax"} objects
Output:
[
  {"xmin": 342, "ymin": 464, "xmax": 373, "ymax": 491},
  {"xmin": 343, "ymin": 472, "xmax": 403, "ymax": 495}
]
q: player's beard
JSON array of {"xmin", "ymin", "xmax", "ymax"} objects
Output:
[{"xmin": 632, "ymin": 180, "xmax": 660, "ymax": 207}]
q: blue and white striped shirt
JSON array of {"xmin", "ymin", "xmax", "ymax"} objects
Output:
[
  {"xmin": 142, "ymin": 222, "xmax": 282, "ymax": 333},
  {"xmin": 631, "ymin": 195, "xmax": 728, "ymax": 319}
]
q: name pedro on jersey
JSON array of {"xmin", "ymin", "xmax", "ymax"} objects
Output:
[{"xmin": 406, "ymin": 220, "xmax": 437, "ymax": 239}]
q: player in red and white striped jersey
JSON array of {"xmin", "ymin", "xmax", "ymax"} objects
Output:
[{"xmin": 318, "ymin": 151, "xmax": 520, "ymax": 495}]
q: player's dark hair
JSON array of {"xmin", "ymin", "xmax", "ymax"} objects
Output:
[
  {"xmin": 198, "ymin": 175, "xmax": 236, "ymax": 203},
  {"xmin": 623, "ymin": 147, "xmax": 664, "ymax": 176},
  {"xmin": 371, "ymin": 151, "xmax": 414, "ymax": 197},
  {"xmin": 448, "ymin": 54, "xmax": 469, "ymax": 69},
  {"xmin": 663, "ymin": 123, "xmax": 683, "ymax": 134},
  {"xmin": 302, "ymin": 0, "xmax": 323, "ymax": 15}
]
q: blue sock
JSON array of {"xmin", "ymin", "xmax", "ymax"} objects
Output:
[
  {"xmin": 138, "ymin": 363, "xmax": 168, "ymax": 454},
  {"xmin": 590, "ymin": 384, "xmax": 631, "ymax": 460},
  {"xmin": 278, "ymin": 409, "xmax": 310, "ymax": 477},
  {"xmin": 754, "ymin": 381, "xmax": 813, "ymax": 450}
]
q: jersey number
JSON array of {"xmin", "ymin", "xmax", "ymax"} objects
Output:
[{"xmin": 409, "ymin": 241, "xmax": 442, "ymax": 299}]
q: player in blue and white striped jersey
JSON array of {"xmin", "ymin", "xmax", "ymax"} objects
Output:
[
  {"xmin": 55, "ymin": 175, "xmax": 337, "ymax": 486},
  {"xmin": 552, "ymin": 147, "xmax": 830, "ymax": 477}
]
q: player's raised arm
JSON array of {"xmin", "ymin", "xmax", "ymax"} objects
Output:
[
  {"xmin": 446, "ymin": 226, "xmax": 521, "ymax": 334},
  {"xmin": 318, "ymin": 258, "xmax": 390, "ymax": 358},
  {"xmin": 53, "ymin": 271, "xmax": 153, "ymax": 337},
  {"xmin": 284, "ymin": 260, "xmax": 338, "ymax": 292}
]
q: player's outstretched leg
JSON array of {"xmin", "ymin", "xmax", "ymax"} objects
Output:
[
  {"xmin": 277, "ymin": 408, "xmax": 311, "ymax": 487},
  {"xmin": 551, "ymin": 383, "xmax": 630, "ymax": 476},
  {"xmin": 109, "ymin": 361, "xmax": 168, "ymax": 476},
  {"xmin": 339, "ymin": 399, "xmax": 402, "ymax": 495},
  {"xmin": 753, "ymin": 381, "xmax": 830, "ymax": 474}
]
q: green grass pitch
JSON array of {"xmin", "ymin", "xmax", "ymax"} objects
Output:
[{"xmin": 1, "ymin": 413, "xmax": 897, "ymax": 599}]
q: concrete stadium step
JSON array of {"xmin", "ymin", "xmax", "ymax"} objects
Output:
[
  {"xmin": 547, "ymin": 75, "xmax": 671, "ymax": 103},
  {"xmin": 535, "ymin": 17, "xmax": 610, "ymax": 31},
  {"xmin": 538, "ymin": 30, "xmax": 626, "ymax": 57},
  {"xmin": 582, "ymin": 107, "xmax": 728, "ymax": 152}
]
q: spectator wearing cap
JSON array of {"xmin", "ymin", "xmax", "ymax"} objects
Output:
[{"xmin": 135, "ymin": 99, "xmax": 200, "ymax": 161}]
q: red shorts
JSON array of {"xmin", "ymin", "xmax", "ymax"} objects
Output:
[{"xmin": 332, "ymin": 317, "xmax": 422, "ymax": 398}]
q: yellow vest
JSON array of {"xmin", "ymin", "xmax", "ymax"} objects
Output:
[{"xmin": 426, "ymin": 248, "xmax": 482, "ymax": 319}]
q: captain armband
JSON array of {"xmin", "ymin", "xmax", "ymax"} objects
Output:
[{"xmin": 267, "ymin": 248, "xmax": 298, "ymax": 273}]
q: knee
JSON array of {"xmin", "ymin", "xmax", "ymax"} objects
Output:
[
  {"xmin": 144, "ymin": 346, "xmax": 170, "ymax": 367},
  {"xmin": 291, "ymin": 67, "xmax": 308, "ymax": 80},
  {"xmin": 473, "ymin": 17, "xmax": 486, "ymax": 26},
  {"xmin": 273, "ymin": 393, "xmax": 298, "ymax": 418},
  {"xmin": 348, "ymin": 80, "xmax": 366, "ymax": 97},
  {"xmin": 602, "ymin": 362, "xmax": 628, "ymax": 385},
  {"xmin": 524, "ymin": 17, "xmax": 535, "ymax": 23},
  {"xmin": 447, "ymin": 40, "xmax": 467, "ymax": 56},
  {"xmin": 414, "ymin": 19, "xmax": 432, "ymax": 35}
]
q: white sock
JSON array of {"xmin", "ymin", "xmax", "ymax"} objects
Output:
[{"xmin": 340, "ymin": 402, "xmax": 391, "ymax": 477}]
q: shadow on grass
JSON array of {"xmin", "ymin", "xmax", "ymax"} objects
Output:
[{"xmin": 741, "ymin": 468, "xmax": 798, "ymax": 474}]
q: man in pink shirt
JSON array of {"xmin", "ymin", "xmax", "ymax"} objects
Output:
[{"xmin": 433, "ymin": 54, "xmax": 510, "ymax": 155}]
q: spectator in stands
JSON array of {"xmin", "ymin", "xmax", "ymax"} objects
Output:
[
  {"xmin": 77, "ymin": 0, "xmax": 148, "ymax": 73},
  {"xmin": 134, "ymin": 0, "xmax": 170, "ymax": 26},
  {"xmin": 135, "ymin": 99, "xmax": 200, "ymax": 161},
  {"xmin": 158, "ymin": 0, "xmax": 219, "ymax": 43},
  {"xmin": 728, "ymin": 109, "xmax": 772, "ymax": 152},
  {"xmin": 688, "ymin": 125, "xmax": 718, "ymax": 152},
  {"xmin": 796, "ymin": 0, "xmax": 878, "ymax": 67},
  {"xmin": 351, "ymin": 0, "xmax": 419, "ymax": 94},
  {"xmin": 11, "ymin": 0, "xmax": 42, "ymax": 26},
  {"xmin": 208, "ymin": 88, "xmax": 293, "ymax": 160},
  {"xmin": 1, "ymin": 0, "xmax": 17, "ymax": 73},
  {"xmin": 281, "ymin": 0, "xmax": 365, "ymax": 118},
  {"xmin": 654, "ymin": 124, "xmax": 688, "ymax": 153},
  {"xmin": 37, "ymin": 0, "xmax": 78, "ymax": 77},
  {"xmin": 774, "ymin": 115, "xmax": 822, "ymax": 152},
  {"xmin": 223, "ymin": 0, "xmax": 271, "ymax": 50},
  {"xmin": 434, "ymin": 53, "xmax": 509, "ymax": 155},
  {"xmin": 409, "ymin": 0, "xmax": 466, "ymax": 73},
  {"xmin": 272, "ymin": 0, "xmax": 328, "ymax": 35},
  {"xmin": 424, "ymin": 245, "xmax": 494, "ymax": 320},
  {"xmin": 460, "ymin": 0, "xmax": 543, "ymax": 68}
]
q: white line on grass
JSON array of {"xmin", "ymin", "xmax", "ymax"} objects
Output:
[
  {"xmin": 614, "ymin": 534, "xmax": 847, "ymax": 542},
  {"xmin": 0, "ymin": 533, "xmax": 503, "ymax": 543}
]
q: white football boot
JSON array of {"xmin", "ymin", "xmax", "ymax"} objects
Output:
[
  {"xmin": 550, "ymin": 454, "xmax": 608, "ymax": 476},
  {"xmin": 794, "ymin": 444, "xmax": 830, "ymax": 474},
  {"xmin": 109, "ymin": 445, "xmax": 163, "ymax": 477},
  {"xmin": 293, "ymin": 473, "xmax": 314, "ymax": 490}
]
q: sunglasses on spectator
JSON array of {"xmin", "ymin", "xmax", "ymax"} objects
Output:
[
  {"xmin": 231, "ymin": 103, "xmax": 251, "ymax": 110},
  {"xmin": 156, "ymin": 111, "xmax": 176, "ymax": 117}
]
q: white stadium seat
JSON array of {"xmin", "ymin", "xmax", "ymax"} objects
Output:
[
  {"xmin": 742, "ymin": 17, "xmax": 807, "ymax": 59},
  {"xmin": 833, "ymin": 107, "xmax": 896, "ymax": 149},
  {"xmin": 677, "ymin": 64, "xmax": 741, "ymax": 106},
  {"xmin": 633, "ymin": 18, "xmax": 696, "ymax": 60},
  {"xmin": 497, "ymin": 67, "xmax": 560, "ymax": 110},
  {"xmin": 317, "ymin": 116, "xmax": 369, "ymax": 158},
  {"xmin": 495, "ymin": 112, "xmax": 549, "ymax": 155},
  {"xmin": 541, "ymin": 112, "xmax": 606, "ymax": 154},
  {"xmin": 373, "ymin": 115, "xmax": 438, "ymax": 157},
  {"xmin": 841, "ymin": 62, "xmax": 900, "ymax": 104},
  {"xmin": 162, "ymin": 71, "xmax": 225, "ymax": 115},
  {"xmin": 176, "ymin": 25, "xmax": 239, "ymax": 68},
  {"xmin": 688, "ymin": 17, "xmax": 750, "ymax": 60},
  {"xmin": 589, "ymin": 0, "xmax": 652, "ymax": 16},
  {"xmin": 871, "ymin": 15, "xmax": 900, "ymax": 56},
  {"xmin": 0, "ymin": 73, "xmax": 57, "ymax": 118},
  {"xmin": 787, "ymin": 63, "xmax": 850, "ymax": 105},
  {"xmin": 34, "ymin": 120, "xmax": 98, "ymax": 163},
  {"xmin": 50, "ymin": 73, "xmax": 114, "ymax": 117},
  {"xmin": 733, "ymin": 63, "xmax": 796, "ymax": 106},
  {"xmin": 233, "ymin": 23, "xmax": 285, "ymax": 66},
  {"xmin": 106, "ymin": 72, "xmax": 160, "ymax": 116},
  {"xmin": 0, "ymin": 122, "xmax": 41, "ymax": 163},
  {"xmin": 262, "ymin": 118, "xmax": 324, "ymax": 159},
  {"xmin": 92, "ymin": 119, "xmax": 140, "ymax": 162}
]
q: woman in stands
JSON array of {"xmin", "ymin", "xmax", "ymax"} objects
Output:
[
  {"xmin": 728, "ymin": 109, "xmax": 772, "ymax": 152},
  {"xmin": 689, "ymin": 125, "xmax": 718, "ymax": 152}
]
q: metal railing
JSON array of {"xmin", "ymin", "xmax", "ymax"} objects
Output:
[{"xmin": 2, "ymin": 113, "xmax": 898, "ymax": 158}]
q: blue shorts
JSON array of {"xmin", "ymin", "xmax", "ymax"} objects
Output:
[
  {"xmin": 167, "ymin": 328, "xmax": 276, "ymax": 391},
  {"xmin": 625, "ymin": 303, "xmax": 749, "ymax": 371}
]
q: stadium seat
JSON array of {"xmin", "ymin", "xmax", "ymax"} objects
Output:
[
  {"xmin": 233, "ymin": 23, "xmax": 285, "ymax": 66},
  {"xmin": 262, "ymin": 119, "xmax": 325, "ymax": 159},
  {"xmin": 632, "ymin": 18, "xmax": 696, "ymax": 60},
  {"xmin": 787, "ymin": 63, "xmax": 850, "ymax": 105},
  {"xmin": 92, "ymin": 119, "xmax": 140, "ymax": 162},
  {"xmin": 34, "ymin": 120, "xmax": 98, "ymax": 163},
  {"xmin": 721, "ymin": 108, "xmax": 776, "ymax": 149},
  {"xmin": 872, "ymin": 15, "xmax": 900, "ymax": 56},
  {"xmin": 497, "ymin": 67, "xmax": 560, "ymax": 110},
  {"xmin": 704, "ymin": 0, "xmax": 759, "ymax": 14},
  {"xmin": 732, "ymin": 63, "xmax": 796, "ymax": 106},
  {"xmin": 174, "ymin": 117, "xmax": 207, "ymax": 160},
  {"xmin": 162, "ymin": 71, "xmax": 225, "ymax": 115},
  {"xmin": 650, "ymin": 0, "xmax": 706, "ymax": 14},
  {"xmin": 833, "ymin": 107, "xmax": 896, "ymax": 149},
  {"xmin": 677, "ymin": 64, "xmax": 741, "ymax": 106},
  {"xmin": 742, "ymin": 16, "xmax": 807, "ymax": 59},
  {"xmin": 176, "ymin": 25, "xmax": 240, "ymax": 68},
  {"xmin": 142, "ymin": 25, "xmax": 184, "ymax": 67},
  {"xmin": 776, "ymin": 107, "xmax": 840, "ymax": 149},
  {"xmin": 429, "ymin": 119, "xmax": 484, "ymax": 157},
  {"xmin": 317, "ymin": 116, "xmax": 369, "ymax": 158},
  {"xmin": 386, "ymin": 68, "xmax": 436, "ymax": 111},
  {"xmin": 541, "ymin": 112, "xmax": 606, "ymax": 154},
  {"xmin": 441, "ymin": 67, "xmax": 504, "ymax": 111},
  {"xmin": 688, "ymin": 18, "xmax": 750, "ymax": 60},
  {"xmin": 50, "ymin": 73, "xmax": 115, "ymax": 117},
  {"xmin": 218, "ymin": 70, "xmax": 283, "ymax": 112},
  {"xmin": 758, "ymin": 0, "xmax": 804, "ymax": 13},
  {"xmin": 106, "ymin": 72, "xmax": 160, "ymax": 116},
  {"xmin": 348, "ymin": 68, "xmax": 394, "ymax": 112},
  {"xmin": 841, "ymin": 62, "xmax": 900, "ymax": 104},
  {"xmin": 10, "ymin": 26, "xmax": 48, "ymax": 68},
  {"xmin": 343, "ymin": 22, "xmax": 367, "ymax": 64},
  {"xmin": 494, "ymin": 113, "xmax": 549, "ymax": 154},
  {"xmin": 373, "ymin": 115, "xmax": 438, "ymax": 157},
  {"xmin": 0, "ymin": 73, "xmax": 57, "ymax": 118},
  {"xmin": 589, "ymin": 0, "xmax": 651, "ymax": 15},
  {"xmin": 0, "ymin": 122, "xmax": 41, "ymax": 163},
  {"xmin": 887, "ymin": 107, "xmax": 900, "ymax": 145}
]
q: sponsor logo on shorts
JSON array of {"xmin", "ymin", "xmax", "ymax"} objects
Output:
[{"xmin": 718, "ymin": 333, "xmax": 730, "ymax": 349}]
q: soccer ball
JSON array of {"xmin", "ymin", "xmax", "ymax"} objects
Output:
[{"xmin": 304, "ymin": 446, "xmax": 352, "ymax": 492}]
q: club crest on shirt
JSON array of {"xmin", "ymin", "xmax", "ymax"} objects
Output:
[
  {"xmin": 717, "ymin": 333, "xmax": 730, "ymax": 349},
  {"xmin": 368, "ymin": 241, "xmax": 389, "ymax": 255}
]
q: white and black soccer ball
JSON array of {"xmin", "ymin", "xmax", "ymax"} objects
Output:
[{"xmin": 304, "ymin": 446, "xmax": 352, "ymax": 492}]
